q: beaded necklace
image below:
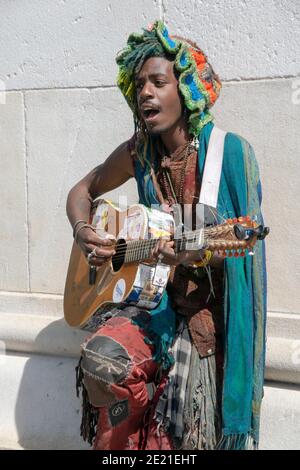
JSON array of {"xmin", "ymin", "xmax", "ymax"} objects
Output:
[{"xmin": 160, "ymin": 140, "xmax": 194, "ymax": 205}]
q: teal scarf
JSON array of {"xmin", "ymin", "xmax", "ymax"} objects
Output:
[{"xmin": 133, "ymin": 122, "xmax": 267, "ymax": 449}]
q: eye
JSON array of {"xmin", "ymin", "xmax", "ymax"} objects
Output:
[
  {"xmin": 135, "ymin": 82, "xmax": 143, "ymax": 92},
  {"xmin": 155, "ymin": 80, "xmax": 166, "ymax": 87}
]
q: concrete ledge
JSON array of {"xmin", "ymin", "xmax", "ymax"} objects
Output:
[
  {"xmin": 0, "ymin": 299, "xmax": 299, "ymax": 450},
  {"xmin": 0, "ymin": 312, "xmax": 86, "ymax": 358},
  {"xmin": 265, "ymin": 337, "xmax": 300, "ymax": 384},
  {"xmin": 1, "ymin": 304, "xmax": 300, "ymax": 384},
  {"xmin": 260, "ymin": 381, "xmax": 300, "ymax": 450},
  {"xmin": 267, "ymin": 311, "xmax": 300, "ymax": 340},
  {"xmin": 0, "ymin": 441, "xmax": 24, "ymax": 450},
  {"xmin": 0, "ymin": 351, "xmax": 298, "ymax": 450},
  {"xmin": 0, "ymin": 291, "xmax": 63, "ymax": 318},
  {"xmin": 265, "ymin": 311, "xmax": 300, "ymax": 384},
  {"xmin": 0, "ymin": 351, "xmax": 90, "ymax": 450}
]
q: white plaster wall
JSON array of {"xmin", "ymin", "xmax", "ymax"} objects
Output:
[
  {"xmin": 0, "ymin": 0, "xmax": 300, "ymax": 450},
  {"xmin": 0, "ymin": 0, "xmax": 161, "ymax": 90},
  {"xmin": 25, "ymin": 87, "xmax": 136, "ymax": 293},
  {"xmin": 1, "ymin": 0, "xmax": 299, "ymax": 90},
  {"xmin": 164, "ymin": 0, "xmax": 300, "ymax": 80},
  {"xmin": 0, "ymin": 92, "xmax": 28, "ymax": 292}
]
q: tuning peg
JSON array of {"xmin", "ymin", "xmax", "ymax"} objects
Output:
[
  {"xmin": 240, "ymin": 250, "xmax": 246, "ymax": 257},
  {"xmin": 238, "ymin": 216, "xmax": 244, "ymax": 223},
  {"xmin": 227, "ymin": 218, "xmax": 233, "ymax": 224},
  {"xmin": 257, "ymin": 226, "xmax": 270, "ymax": 240},
  {"xmin": 248, "ymin": 248, "xmax": 255, "ymax": 256},
  {"xmin": 233, "ymin": 218, "xmax": 238, "ymax": 223}
]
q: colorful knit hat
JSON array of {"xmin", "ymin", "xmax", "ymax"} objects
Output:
[{"xmin": 116, "ymin": 20, "xmax": 222, "ymax": 137}]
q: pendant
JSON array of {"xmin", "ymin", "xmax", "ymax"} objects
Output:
[{"xmin": 192, "ymin": 136, "xmax": 199, "ymax": 150}]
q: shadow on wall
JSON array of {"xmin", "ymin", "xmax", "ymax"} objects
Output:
[{"xmin": 14, "ymin": 319, "xmax": 90, "ymax": 450}]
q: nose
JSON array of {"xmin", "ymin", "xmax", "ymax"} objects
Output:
[{"xmin": 139, "ymin": 81, "xmax": 154, "ymax": 102}]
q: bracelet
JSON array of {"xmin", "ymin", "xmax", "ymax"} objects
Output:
[
  {"xmin": 190, "ymin": 250, "xmax": 213, "ymax": 269},
  {"xmin": 74, "ymin": 223, "xmax": 96, "ymax": 243},
  {"xmin": 72, "ymin": 220, "xmax": 87, "ymax": 238}
]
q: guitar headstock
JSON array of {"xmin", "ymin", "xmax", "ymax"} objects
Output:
[{"xmin": 204, "ymin": 216, "xmax": 270, "ymax": 258}]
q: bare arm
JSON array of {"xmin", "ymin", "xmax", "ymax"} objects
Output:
[
  {"xmin": 66, "ymin": 140, "xmax": 134, "ymax": 228},
  {"xmin": 66, "ymin": 140, "xmax": 134, "ymax": 265}
]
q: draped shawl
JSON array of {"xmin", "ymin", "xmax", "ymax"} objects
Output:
[{"xmin": 132, "ymin": 121, "xmax": 267, "ymax": 449}]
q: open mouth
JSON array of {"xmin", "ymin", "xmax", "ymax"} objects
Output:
[{"xmin": 142, "ymin": 108, "xmax": 160, "ymax": 121}]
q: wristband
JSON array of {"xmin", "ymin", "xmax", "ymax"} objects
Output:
[
  {"xmin": 190, "ymin": 250, "xmax": 213, "ymax": 269},
  {"xmin": 74, "ymin": 223, "xmax": 95, "ymax": 243},
  {"xmin": 72, "ymin": 220, "xmax": 87, "ymax": 238}
]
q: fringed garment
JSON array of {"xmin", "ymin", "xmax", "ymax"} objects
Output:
[{"xmin": 131, "ymin": 121, "xmax": 267, "ymax": 450}]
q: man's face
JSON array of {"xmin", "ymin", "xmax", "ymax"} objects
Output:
[{"xmin": 135, "ymin": 56, "xmax": 184, "ymax": 135}]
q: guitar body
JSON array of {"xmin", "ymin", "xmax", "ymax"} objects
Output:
[{"xmin": 64, "ymin": 199, "xmax": 174, "ymax": 328}]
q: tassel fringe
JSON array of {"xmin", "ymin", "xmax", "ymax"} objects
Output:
[
  {"xmin": 75, "ymin": 357, "xmax": 99, "ymax": 446},
  {"xmin": 215, "ymin": 432, "xmax": 258, "ymax": 450}
]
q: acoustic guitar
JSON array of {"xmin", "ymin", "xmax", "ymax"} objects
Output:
[{"xmin": 64, "ymin": 198, "xmax": 269, "ymax": 329}]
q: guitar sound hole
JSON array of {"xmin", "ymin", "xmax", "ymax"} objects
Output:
[{"xmin": 112, "ymin": 239, "xmax": 126, "ymax": 272}]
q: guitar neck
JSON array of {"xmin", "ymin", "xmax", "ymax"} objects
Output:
[
  {"xmin": 112, "ymin": 219, "xmax": 266, "ymax": 266},
  {"xmin": 122, "ymin": 238, "xmax": 162, "ymax": 264},
  {"xmin": 118, "ymin": 232, "xmax": 202, "ymax": 265}
]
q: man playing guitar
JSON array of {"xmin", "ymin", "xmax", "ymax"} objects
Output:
[{"xmin": 66, "ymin": 21, "xmax": 267, "ymax": 451}]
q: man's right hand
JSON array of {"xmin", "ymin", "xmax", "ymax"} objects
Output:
[{"xmin": 76, "ymin": 226, "xmax": 116, "ymax": 267}]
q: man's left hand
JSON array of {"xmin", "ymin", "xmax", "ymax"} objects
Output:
[{"xmin": 151, "ymin": 238, "xmax": 204, "ymax": 266}]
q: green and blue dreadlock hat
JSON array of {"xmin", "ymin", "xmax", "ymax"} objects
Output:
[{"xmin": 116, "ymin": 20, "xmax": 222, "ymax": 137}]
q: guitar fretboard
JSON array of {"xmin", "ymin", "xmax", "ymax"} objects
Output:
[
  {"xmin": 111, "ymin": 222, "xmax": 251, "ymax": 265},
  {"xmin": 113, "ymin": 231, "xmax": 204, "ymax": 265}
]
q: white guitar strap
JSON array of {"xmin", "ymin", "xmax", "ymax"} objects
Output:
[{"xmin": 199, "ymin": 125, "xmax": 227, "ymax": 209}]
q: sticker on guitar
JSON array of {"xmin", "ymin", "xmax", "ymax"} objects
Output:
[
  {"xmin": 118, "ymin": 211, "xmax": 144, "ymax": 240},
  {"xmin": 126, "ymin": 263, "xmax": 170, "ymax": 309},
  {"xmin": 113, "ymin": 279, "xmax": 126, "ymax": 303}
]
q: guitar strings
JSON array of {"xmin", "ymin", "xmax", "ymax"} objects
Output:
[
  {"xmin": 110, "ymin": 225, "xmax": 234, "ymax": 256},
  {"xmin": 90, "ymin": 205, "xmax": 252, "ymax": 262},
  {"xmin": 109, "ymin": 238, "xmax": 247, "ymax": 263},
  {"xmin": 96, "ymin": 225, "xmax": 231, "ymax": 254},
  {"xmin": 106, "ymin": 223, "xmax": 237, "ymax": 260}
]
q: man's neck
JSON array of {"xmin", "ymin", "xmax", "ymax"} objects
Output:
[{"xmin": 160, "ymin": 118, "xmax": 190, "ymax": 154}]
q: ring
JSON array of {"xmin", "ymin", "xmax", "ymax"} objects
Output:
[{"xmin": 87, "ymin": 248, "xmax": 97, "ymax": 261}]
